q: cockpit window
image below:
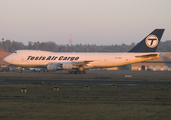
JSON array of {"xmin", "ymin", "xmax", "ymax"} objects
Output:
[{"xmin": 13, "ymin": 51, "xmax": 17, "ymax": 53}]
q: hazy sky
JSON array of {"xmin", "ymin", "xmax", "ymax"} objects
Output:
[{"xmin": 0, "ymin": 0, "xmax": 171, "ymax": 45}]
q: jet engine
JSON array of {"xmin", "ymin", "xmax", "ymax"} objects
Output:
[{"xmin": 47, "ymin": 63, "xmax": 78, "ymax": 71}]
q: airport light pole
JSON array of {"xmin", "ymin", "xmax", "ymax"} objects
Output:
[
  {"xmin": 37, "ymin": 41, "xmax": 39, "ymax": 50},
  {"xmin": 1, "ymin": 38, "xmax": 4, "ymax": 65},
  {"xmin": 66, "ymin": 44, "xmax": 68, "ymax": 52}
]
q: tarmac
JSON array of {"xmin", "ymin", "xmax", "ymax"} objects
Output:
[
  {"xmin": 1, "ymin": 79, "xmax": 171, "ymax": 86},
  {"xmin": 19, "ymin": 69, "xmax": 171, "ymax": 75},
  {"xmin": 0, "ymin": 70, "xmax": 171, "ymax": 85}
]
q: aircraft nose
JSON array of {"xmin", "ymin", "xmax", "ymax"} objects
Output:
[{"xmin": 4, "ymin": 56, "xmax": 11, "ymax": 64}]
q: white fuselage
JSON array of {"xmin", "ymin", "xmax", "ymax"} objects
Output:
[{"xmin": 4, "ymin": 50, "xmax": 160, "ymax": 69}]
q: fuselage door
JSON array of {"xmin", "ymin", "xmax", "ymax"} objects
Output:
[
  {"xmin": 125, "ymin": 57, "xmax": 129, "ymax": 63},
  {"xmin": 21, "ymin": 56, "xmax": 25, "ymax": 62}
]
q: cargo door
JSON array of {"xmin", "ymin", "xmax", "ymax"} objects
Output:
[{"xmin": 21, "ymin": 56, "xmax": 25, "ymax": 62}]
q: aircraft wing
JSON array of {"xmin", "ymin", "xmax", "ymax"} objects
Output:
[
  {"xmin": 47, "ymin": 60, "xmax": 94, "ymax": 71},
  {"xmin": 71, "ymin": 60, "xmax": 94, "ymax": 66}
]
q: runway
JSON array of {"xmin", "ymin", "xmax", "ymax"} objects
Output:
[
  {"xmin": 86, "ymin": 70, "xmax": 171, "ymax": 75},
  {"xmin": 0, "ymin": 70, "xmax": 171, "ymax": 85},
  {"xmin": 1, "ymin": 79, "xmax": 171, "ymax": 86},
  {"xmin": 8, "ymin": 69, "xmax": 171, "ymax": 75}
]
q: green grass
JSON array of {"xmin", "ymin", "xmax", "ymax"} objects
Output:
[
  {"xmin": 1, "ymin": 73, "xmax": 171, "ymax": 119},
  {"xmin": 0, "ymin": 83, "xmax": 171, "ymax": 120}
]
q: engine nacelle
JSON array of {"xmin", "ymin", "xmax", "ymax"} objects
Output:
[
  {"xmin": 63, "ymin": 63, "xmax": 75, "ymax": 69},
  {"xmin": 47, "ymin": 63, "xmax": 78, "ymax": 71}
]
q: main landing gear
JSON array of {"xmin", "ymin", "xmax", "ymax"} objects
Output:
[{"xmin": 67, "ymin": 70, "xmax": 86, "ymax": 74}]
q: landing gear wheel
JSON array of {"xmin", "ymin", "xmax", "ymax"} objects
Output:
[
  {"xmin": 68, "ymin": 71, "xmax": 73, "ymax": 74},
  {"xmin": 77, "ymin": 70, "xmax": 86, "ymax": 74},
  {"xmin": 82, "ymin": 70, "xmax": 86, "ymax": 74},
  {"xmin": 67, "ymin": 70, "xmax": 86, "ymax": 74}
]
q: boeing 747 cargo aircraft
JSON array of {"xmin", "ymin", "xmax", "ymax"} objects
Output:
[{"xmin": 4, "ymin": 29, "xmax": 165, "ymax": 73}]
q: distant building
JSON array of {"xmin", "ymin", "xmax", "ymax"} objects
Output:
[
  {"xmin": 0, "ymin": 48, "xmax": 11, "ymax": 65},
  {"xmin": 131, "ymin": 52, "xmax": 171, "ymax": 71},
  {"xmin": 106, "ymin": 52, "xmax": 171, "ymax": 71}
]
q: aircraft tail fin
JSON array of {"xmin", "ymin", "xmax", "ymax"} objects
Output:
[{"xmin": 128, "ymin": 29, "xmax": 165, "ymax": 52}]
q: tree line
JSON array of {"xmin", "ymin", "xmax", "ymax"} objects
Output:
[{"xmin": 0, "ymin": 40, "xmax": 171, "ymax": 53}]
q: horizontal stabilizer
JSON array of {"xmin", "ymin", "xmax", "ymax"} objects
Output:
[
  {"xmin": 135, "ymin": 54, "xmax": 159, "ymax": 58},
  {"xmin": 160, "ymin": 53, "xmax": 166, "ymax": 56}
]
